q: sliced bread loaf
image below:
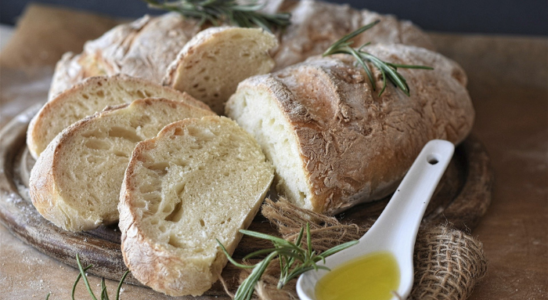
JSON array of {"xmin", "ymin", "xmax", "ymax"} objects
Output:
[
  {"xmin": 226, "ymin": 44, "xmax": 474, "ymax": 215},
  {"xmin": 48, "ymin": 13, "xmax": 203, "ymax": 100},
  {"xmin": 163, "ymin": 27, "xmax": 278, "ymax": 114},
  {"xmin": 29, "ymin": 98, "xmax": 215, "ymax": 232},
  {"xmin": 118, "ymin": 116, "xmax": 274, "ymax": 296},
  {"xmin": 27, "ymin": 75, "xmax": 211, "ymax": 159}
]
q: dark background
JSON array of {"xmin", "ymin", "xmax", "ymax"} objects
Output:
[{"xmin": 0, "ymin": 0, "xmax": 547, "ymax": 36}]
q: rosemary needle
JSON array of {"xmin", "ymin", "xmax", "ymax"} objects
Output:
[
  {"xmin": 323, "ymin": 20, "xmax": 433, "ymax": 97},
  {"xmin": 44, "ymin": 254, "xmax": 129, "ymax": 300},
  {"xmin": 143, "ymin": 0, "xmax": 291, "ymax": 32},
  {"xmin": 218, "ymin": 223, "xmax": 358, "ymax": 300}
]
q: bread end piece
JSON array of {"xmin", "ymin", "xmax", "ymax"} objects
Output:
[
  {"xmin": 119, "ymin": 116, "xmax": 274, "ymax": 296},
  {"xmin": 163, "ymin": 27, "xmax": 278, "ymax": 114}
]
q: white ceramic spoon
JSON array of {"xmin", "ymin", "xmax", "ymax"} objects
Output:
[{"xmin": 297, "ymin": 139, "xmax": 455, "ymax": 300}]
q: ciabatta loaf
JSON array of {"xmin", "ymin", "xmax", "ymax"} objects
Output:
[
  {"xmin": 27, "ymin": 75, "xmax": 210, "ymax": 159},
  {"xmin": 29, "ymin": 98, "xmax": 215, "ymax": 231},
  {"xmin": 163, "ymin": 27, "xmax": 278, "ymax": 114},
  {"xmin": 49, "ymin": 1, "xmax": 434, "ymax": 99},
  {"xmin": 226, "ymin": 44, "xmax": 474, "ymax": 215},
  {"xmin": 118, "ymin": 116, "xmax": 274, "ymax": 296}
]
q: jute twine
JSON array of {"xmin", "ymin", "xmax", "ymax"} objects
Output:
[{"xmin": 223, "ymin": 198, "xmax": 487, "ymax": 300}]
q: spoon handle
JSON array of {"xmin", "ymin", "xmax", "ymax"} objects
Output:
[{"xmin": 361, "ymin": 139, "xmax": 454, "ymax": 250}]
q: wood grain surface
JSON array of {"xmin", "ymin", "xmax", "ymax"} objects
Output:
[{"xmin": 0, "ymin": 4, "xmax": 546, "ymax": 300}]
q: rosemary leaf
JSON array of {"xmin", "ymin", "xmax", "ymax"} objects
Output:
[
  {"xmin": 100, "ymin": 278, "xmax": 108, "ymax": 300},
  {"xmin": 76, "ymin": 254, "xmax": 98, "ymax": 300},
  {"xmin": 219, "ymin": 223, "xmax": 358, "ymax": 298},
  {"xmin": 72, "ymin": 265, "xmax": 93, "ymax": 300},
  {"xmin": 143, "ymin": 0, "xmax": 291, "ymax": 32},
  {"xmin": 115, "ymin": 271, "xmax": 130, "ymax": 300},
  {"xmin": 323, "ymin": 21, "xmax": 433, "ymax": 97}
]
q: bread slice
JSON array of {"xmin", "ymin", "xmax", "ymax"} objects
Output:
[
  {"xmin": 29, "ymin": 98, "xmax": 215, "ymax": 232},
  {"xmin": 163, "ymin": 27, "xmax": 278, "ymax": 114},
  {"xmin": 226, "ymin": 44, "xmax": 474, "ymax": 215},
  {"xmin": 118, "ymin": 116, "xmax": 274, "ymax": 296},
  {"xmin": 27, "ymin": 75, "xmax": 211, "ymax": 159}
]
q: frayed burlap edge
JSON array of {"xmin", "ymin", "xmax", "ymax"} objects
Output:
[{"xmin": 222, "ymin": 198, "xmax": 487, "ymax": 300}]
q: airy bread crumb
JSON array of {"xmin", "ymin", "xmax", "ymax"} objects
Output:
[
  {"xmin": 27, "ymin": 75, "xmax": 211, "ymax": 159},
  {"xmin": 29, "ymin": 98, "xmax": 214, "ymax": 231},
  {"xmin": 163, "ymin": 27, "xmax": 278, "ymax": 114},
  {"xmin": 118, "ymin": 116, "xmax": 274, "ymax": 296}
]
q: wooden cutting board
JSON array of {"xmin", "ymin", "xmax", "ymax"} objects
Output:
[{"xmin": 0, "ymin": 104, "xmax": 493, "ymax": 296}]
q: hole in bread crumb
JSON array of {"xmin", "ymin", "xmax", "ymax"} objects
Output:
[
  {"xmin": 173, "ymin": 127, "xmax": 184, "ymax": 136},
  {"xmin": 81, "ymin": 130, "xmax": 103, "ymax": 138},
  {"xmin": 299, "ymin": 192, "xmax": 307, "ymax": 202},
  {"xmin": 108, "ymin": 126, "xmax": 142, "ymax": 143},
  {"xmin": 82, "ymin": 94, "xmax": 89, "ymax": 100},
  {"xmin": 165, "ymin": 200, "xmax": 183, "ymax": 223},
  {"xmin": 199, "ymin": 219, "xmax": 205, "ymax": 227},
  {"xmin": 113, "ymin": 151, "xmax": 129, "ymax": 158},
  {"xmin": 137, "ymin": 90, "xmax": 146, "ymax": 99},
  {"xmin": 176, "ymin": 183, "xmax": 186, "ymax": 196},
  {"xmin": 84, "ymin": 139, "xmax": 110, "ymax": 150},
  {"xmin": 96, "ymin": 90, "xmax": 105, "ymax": 98},
  {"xmin": 147, "ymin": 162, "xmax": 169, "ymax": 175},
  {"xmin": 168, "ymin": 235, "xmax": 183, "ymax": 248}
]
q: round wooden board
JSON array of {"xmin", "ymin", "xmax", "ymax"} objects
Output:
[{"xmin": 0, "ymin": 105, "xmax": 494, "ymax": 296}]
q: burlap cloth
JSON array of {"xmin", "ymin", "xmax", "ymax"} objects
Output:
[{"xmin": 221, "ymin": 198, "xmax": 487, "ymax": 300}]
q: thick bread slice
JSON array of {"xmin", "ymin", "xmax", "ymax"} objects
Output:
[
  {"xmin": 118, "ymin": 116, "xmax": 274, "ymax": 296},
  {"xmin": 28, "ymin": 75, "xmax": 211, "ymax": 159},
  {"xmin": 226, "ymin": 44, "xmax": 474, "ymax": 215},
  {"xmin": 163, "ymin": 27, "xmax": 278, "ymax": 114},
  {"xmin": 29, "ymin": 98, "xmax": 215, "ymax": 232}
]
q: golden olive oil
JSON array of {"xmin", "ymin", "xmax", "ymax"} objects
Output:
[{"xmin": 315, "ymin": 251, "xmax": 400, "ymax": 300}]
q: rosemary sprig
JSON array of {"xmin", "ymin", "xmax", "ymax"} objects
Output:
[
  {"xmin": 143, "ymin": 0, "xmax": 291, "ymax": 32},
  {"xmin": 45, "ymin": 254, "xmax": 130, "ymax": 300},
  {"xmin": 217, "ymin": 223, "xmax": 358, "ymax": 300},
  {"xmin": 323, "ymin": 20, "xmax": 433, "ymax": 97}
]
